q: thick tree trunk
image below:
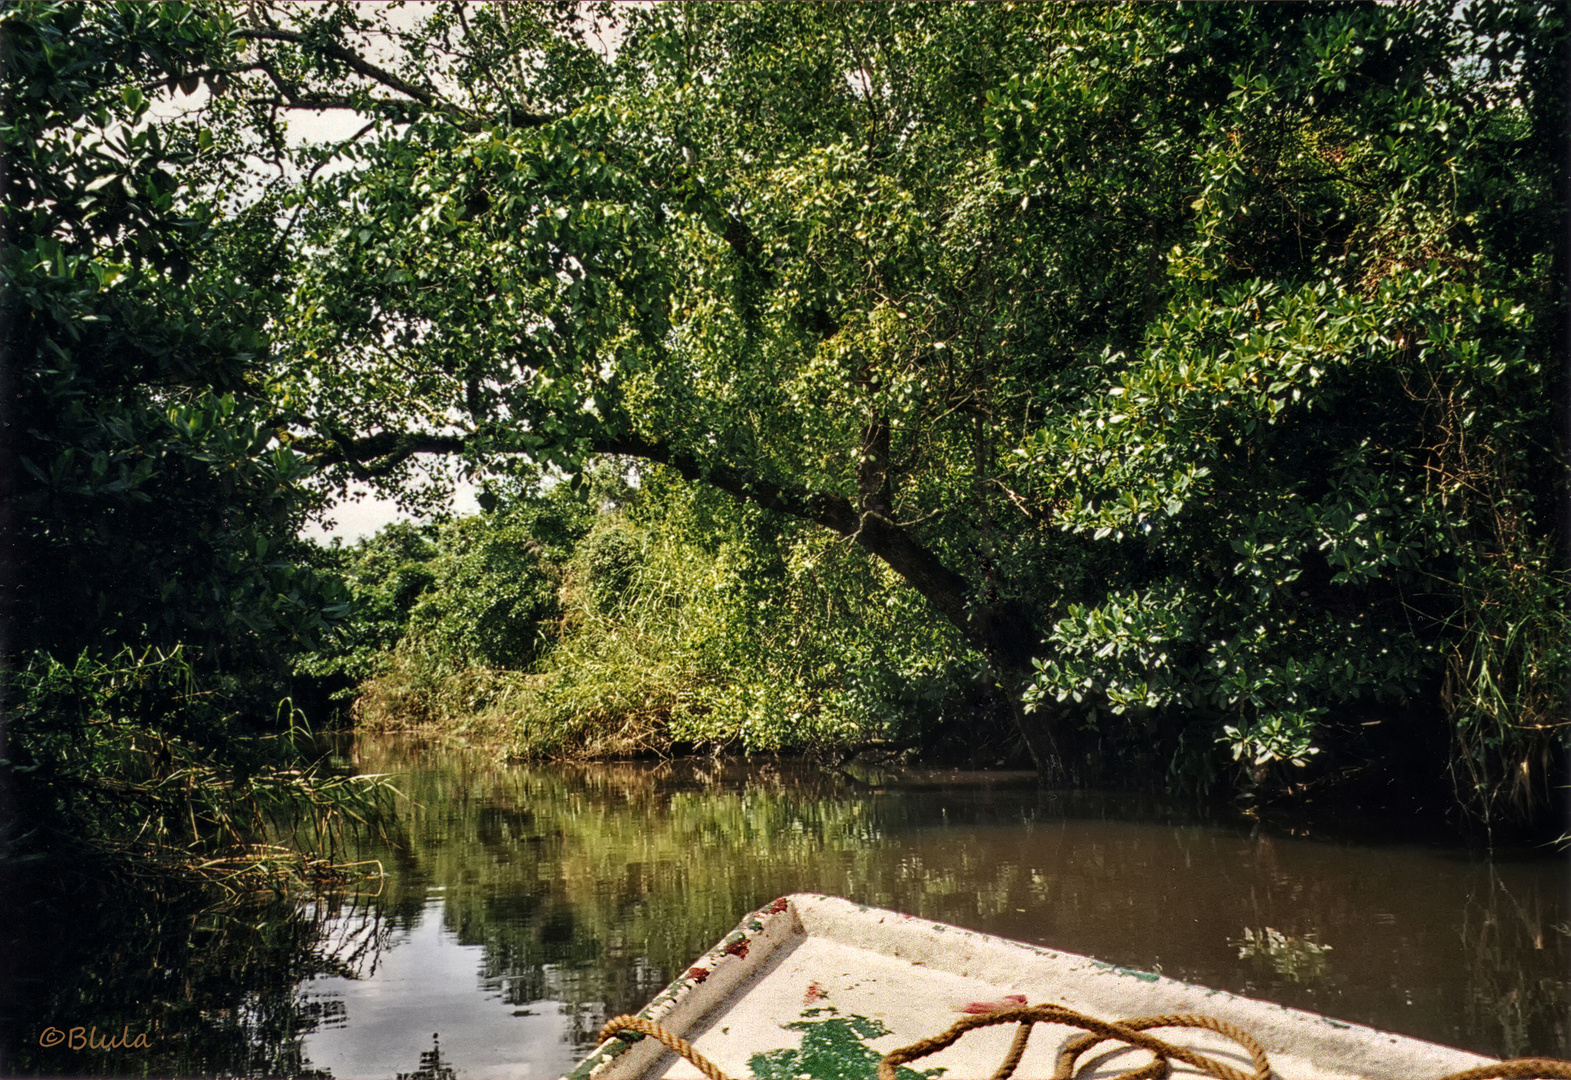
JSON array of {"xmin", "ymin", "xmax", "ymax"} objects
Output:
[{"xmin": 597, "ymin": 435, "xmax": 1069, "ymax": 778}]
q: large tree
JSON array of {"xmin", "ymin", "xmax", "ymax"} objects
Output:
[{"xmin": 163, "ymin": 1, "xmax": 1564, "ymax": 801}]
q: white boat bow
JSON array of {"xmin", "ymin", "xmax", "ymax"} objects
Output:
[{"xmin": 566, "ymin": 894, "xmax": 1543, "ymax": 1080}]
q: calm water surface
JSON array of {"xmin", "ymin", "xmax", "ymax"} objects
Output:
[{"xmin": 283, "ymin": 735, "xmax": 1568, "ymax": 1079}]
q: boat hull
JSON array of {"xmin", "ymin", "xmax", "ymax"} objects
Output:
[{"xmin": 566, "ymin": 893, "xmax": 1496, "ymax": 1080}]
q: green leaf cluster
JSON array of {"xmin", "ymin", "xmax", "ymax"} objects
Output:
[{"xmin": 3, "ymin": 1, "xmax": 385, "ymax": 889}]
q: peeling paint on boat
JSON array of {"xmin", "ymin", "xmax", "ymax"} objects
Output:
[
  {"xmin": 566, "ymin": 894, "xmax": 1498, "ymax": 1080},
  {"xmin": 1090, "ymin": 960, "xmax": 1163, "ymax": 983}
]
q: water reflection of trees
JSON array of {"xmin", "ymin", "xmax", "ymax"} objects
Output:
[
  {"xmin": 1, "ymin": 861, "xmax": 397, "ymax": 1078},
  {"xmin": 342, "ymin": 739, "xmax": 1082, "ymax": 1045},
  {"xmin": 343, "ymin": 737, "xmax": 1568, "ymax": 1060},
  {"xmin": 1460, "ymin": 867, "xmax": 1570, "ymax": 1058},
  {"xmin": 16, "ymin": 736, "xmax": 1558, "ymax": 1075}
]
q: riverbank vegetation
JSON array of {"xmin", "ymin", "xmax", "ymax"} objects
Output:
[
  {"xmin": 4, "ymin": 0, "xmax": 1568, "ymax": 896},
  {"xmin": 270, "ymin": 1, "xmax": 1565, "ymax": 833},
  {"xmin": 0, "ymin": 2, "xmax": 396, "ymax": 1021},
  {"xmin": 0, "ymin": 4, "xmax": 404, "ymax": 1065},
  {"xmin": 342, "ymin": 469, "xmax": 981, "ymax": 760}
]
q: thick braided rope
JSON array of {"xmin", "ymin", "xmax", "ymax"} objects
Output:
[
  {"xmin": 597, "ymin": 1015, "xmax": 731, "ymax": 1080},
  {"xmin": 991, "ymin": 1015, "xmax": 1169, "ymax": 1080},
  {"xmin": 986, "ymin": 1011, "xmax": 1267, "ymax": 1080},
  {"xmin": 876, "ymin": 1005, "xmax": 1268, "ymax": 1080},
  {"xmin": 989, "ymin": 1020, "xmax": 1046, "ymax": 1080},
  {"xmin": 596, "ymin": 1008, "xmax": 1571, "ymax": 1080},
  {"xmin": 1053, "ymin": 1012, "xmax": 1272, "ymax": 1080}
]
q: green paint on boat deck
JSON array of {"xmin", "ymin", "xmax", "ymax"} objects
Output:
[{"xmin": 748, "ymin": 1015, "xmax": 944, "ymax": 1080}]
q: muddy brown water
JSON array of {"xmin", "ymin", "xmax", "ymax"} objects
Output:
[
  {"xmin": 285, "ymin": 736, "xmax": 1567, "ymax": 1079},
  {"xmin": 7, "ymin": 733, "xmax": 1563, "ymax": 1079}
]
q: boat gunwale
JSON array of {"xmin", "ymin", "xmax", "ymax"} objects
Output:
[{"xmin": 565, "ymin": 894, "xmax": 1498, "ymax": 1080}]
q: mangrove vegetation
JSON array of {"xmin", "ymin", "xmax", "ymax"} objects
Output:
[
  {"xmin": 3, "ymin": 1, "xmax": 1569, "ymax": 1073},
  {"xmin": 3, "ymin": 0, "xmax": 1568, "ymax": 952},
  {"xmin": 257, "ymin": 0, "xmax": 1563, "ymax": 826}
]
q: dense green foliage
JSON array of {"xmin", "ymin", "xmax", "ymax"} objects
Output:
[
  {"xmin": 295, "ymin": 522, "xmax": 438, "ymax": 692},
  {"xmin": 256, "ymin": 1, "xmax": 1566, "ymax": 824},
  {"xmin": 4, "ymin": 3, "xmax": 337, "ymax": 667},
  {"xmin": 345, "ymin": 476, "xmax": 980, "ymax": 760},
  {"xmin": 4, "ymin": 0, "xmax": 1566, "ymax": 841},
  {"xmin": 0, "ymin": 0, "xmax": 385, "ymax": 915},
  {"xmin": 998, "ymin": 3, "xmax": 1571, "ymax": 821}
]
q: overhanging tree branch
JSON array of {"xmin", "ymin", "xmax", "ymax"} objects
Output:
[
  {"xmin": 304, "ymin": 425, "xmax": 984, "ymax": 656},
  {"xmin": 295, "ymin": 430, "xmax": 467, "ymax": 480},
  {"xmin": 302, "ymin": 421, "xmax": 1063, "ymax": 775},
  {"xmin": 231, "ymin": 27, "xmax": 552, "ymax": 130}
]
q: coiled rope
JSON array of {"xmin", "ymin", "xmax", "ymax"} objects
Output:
[{"xmin": 597, "ymin": 1006, "xmax": 1571, "ymax": 1080}]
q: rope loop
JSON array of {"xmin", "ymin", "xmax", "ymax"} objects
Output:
[
  {"xmin": 595, "ymin": 1008, "xmax": 1571, "ymax": 1080},
  {"xmin": 597, "ymin": 1015, "xmax": 732, "ymax": 1080},
  {"xmin": 876, "ymin": 1005, "xmax": 1268, "ymax": 1080}
]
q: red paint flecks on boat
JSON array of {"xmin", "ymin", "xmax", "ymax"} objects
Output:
[{"xmin": 960, "ymin": 994, "xmax": 1028, "ymax": 1014}]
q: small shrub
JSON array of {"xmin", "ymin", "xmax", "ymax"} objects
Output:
[
  {"xmin": 407, "ymin": 517, "xmax": 561, "ymax": 670},
  {"xmin": 576, "ymin": 520, "xmax": 646, "ymax": 615}
]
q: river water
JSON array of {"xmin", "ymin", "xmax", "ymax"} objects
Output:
[
  {"xmin": 285, "ymin": 735, "xmax": 1568, "ymax": 1079},
  {"xmin": 7, "ymin": 733, "xmax": 1566, "ymax": 1078}
]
